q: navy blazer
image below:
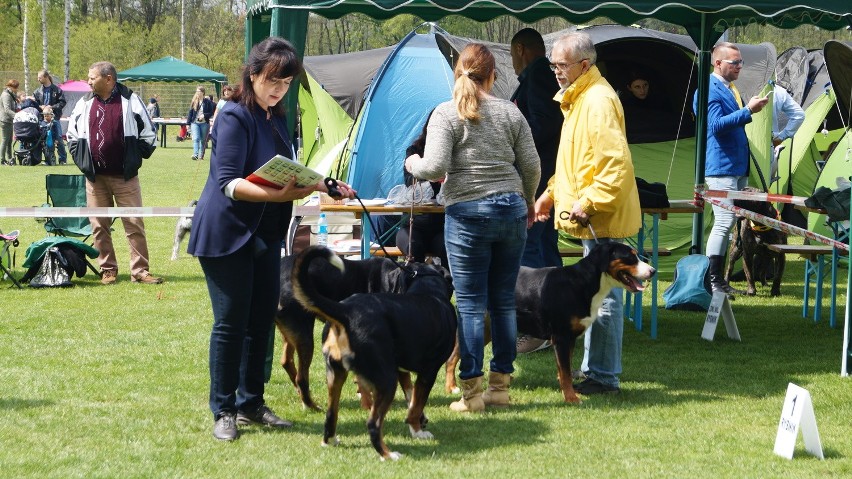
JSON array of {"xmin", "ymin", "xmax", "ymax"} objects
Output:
[
  {"xmin": 510, "ymin": 56, "xmax": 562, "ymax": 196},
  {"xmin": 693, "ymin": 75, "xmax": 752, "ymax": 177},
  {"xmin": 187, "ymin": 101, "xmax": 294, "ymax": 257}
]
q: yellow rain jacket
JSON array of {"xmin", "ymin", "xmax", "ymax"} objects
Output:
[{"xmin": 545, "ymin": 65, "xmax": 641, "ymax": 240}]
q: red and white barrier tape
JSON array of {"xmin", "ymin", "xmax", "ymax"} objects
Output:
[
  {"xmin": 702, "ymin": 196, "xmax": 848, "ymax": 252},
  {"xmin": 698, "ymin": 187, "xmax": 809, "ymax": 206},
  {"xmin": 0, "ymin": 207, "xmax": 194, "ymax": 218}
]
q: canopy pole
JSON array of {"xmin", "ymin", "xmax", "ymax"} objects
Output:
[{"xmin": 687, "ymin": 14, "xmax": 722, "ymax": 255}]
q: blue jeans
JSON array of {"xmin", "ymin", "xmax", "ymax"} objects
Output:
[
  {"xmin": 445, "ymin": 192, "xmax": 527, "ymax": 380},
  {"xmin": 191, "ymin": 122, "xmax": 209, "ymax": 158},
  {"xmin": 580, "ymin": 238, "xmax": 624, "ymax": 388},
  {"xmin": 705, "ymin": 176, "xmax": 748, "ymax": 256},
  {"xmin": 521, "ymin": 215, "xmax": 562, "ymax": 268},
  {"xmin": 199, "ymin": 237, "xmax": 280, "ymax": 418},
  {"xmin": 55, "ymin": 135, "xmax": 67, "ymax": 163}
]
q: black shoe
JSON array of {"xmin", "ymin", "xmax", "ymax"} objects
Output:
[
  {"xmin": 236, "ymin": 404, "xmax": 293, "ymax": 428},
  {"xmin": 213, "ymin": 412, "xmax": 239, "ymax": 441},
  {"xmin": 573, "ymin": 378, "xmax": 620, "ymax": 395}
]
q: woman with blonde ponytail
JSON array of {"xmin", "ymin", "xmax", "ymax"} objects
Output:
[{"xmin": 405, "ymin": 43, "xmax": 541, "ymax": 413}]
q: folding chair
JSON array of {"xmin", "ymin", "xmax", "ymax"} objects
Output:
[
  {"xmin": 0, "ymin": 229, "xmax": 23, "ymax": 288},
  {"xmin": 43, "ymin": 174, "xmax": 93, "ymax": 240},
  {"xmin": 42, "ymin": 174, "xmax": 104, "ymax": 277}
]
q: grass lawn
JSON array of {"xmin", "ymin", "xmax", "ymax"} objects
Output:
[{"xmin": 1, "ymin": 143, "xmax": 850, "ymax": 478}]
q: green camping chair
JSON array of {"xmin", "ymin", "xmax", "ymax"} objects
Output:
[{"xmin": 43, "ymin": 174, "xmax": 93, "ymax": 240}]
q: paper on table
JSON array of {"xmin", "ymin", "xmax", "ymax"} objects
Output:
[
  {"xmin": 246, "ymin": 155, "xmax": 323, "ymax": 189},
  {"xmin": 345, "ymin": 199, "xmax": 388, "ymax": 206}
]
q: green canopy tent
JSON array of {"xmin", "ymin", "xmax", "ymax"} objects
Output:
[
  {"xmin": 246, "ymin": 0, "xmax": 850, "ymax": 251},
  {"xmin": 117, "ymin": 56, "xmax": 227, "ymax": 96}
]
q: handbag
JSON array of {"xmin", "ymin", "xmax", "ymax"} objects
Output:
[{"xmin": 28, "ymin": 247, "xmax": 73, "ymax": 288}]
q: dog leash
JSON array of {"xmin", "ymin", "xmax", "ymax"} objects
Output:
[
  {"xmin": 587, "ymin": 223, "xmax": 599, "ymax": 244},
  {"xmin": 560, "ymin": 209, "xmax": 599, "ymax": 244}
]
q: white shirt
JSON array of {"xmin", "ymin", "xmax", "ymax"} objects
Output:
[{"xmin": 772, "ymin": 85, "xmax": 805, "ymax": 142}]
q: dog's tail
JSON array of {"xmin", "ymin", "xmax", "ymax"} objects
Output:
[
  {"xmin": 291, "ymin": 245, "xmax": 350, "ymax": 331},
  {"xmin": 292, "ymin": 246, "xmax": 357, "ymax": 366}
]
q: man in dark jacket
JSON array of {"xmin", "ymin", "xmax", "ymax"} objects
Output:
[
  {"xmin": 510, "ymin": 28, "xmax": 563, "ymax": 353},
  {"xmin": 66, "ymin": 61, "xmax": 162, "ymax": 285},
  {"xmin": 34, "ymin": 70, "xmax": 68, "ymax": 164}
]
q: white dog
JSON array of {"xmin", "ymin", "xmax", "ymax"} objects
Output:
[{"xmin": 170, "ymin": 200, "xmax": 197, "ymax": 260}]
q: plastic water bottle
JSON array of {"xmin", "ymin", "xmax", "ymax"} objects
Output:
[{"xmin": 317, "ymin": 213, "xmax": 329, "ymax": 247}]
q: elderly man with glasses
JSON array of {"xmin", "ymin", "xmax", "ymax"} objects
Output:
[
  {"xmin": 533, "ymin": 31, "xmax": 641, "ymax": 396},
  {"xmin": 693, "ymin": 41, "xmax": 769, "ymax": 297}
]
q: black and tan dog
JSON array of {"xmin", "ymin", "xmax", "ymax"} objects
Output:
[
  {"xmin": 444, "ymin": 243, "xmax": 653, "ymax": 401},
  {"xmin": 292, "ymin": 246, "xmax": 456, "ymax": 461},
  {"xmin": 725, "ymin": 188, "xmax": 787, "ymax": 296},
  {"xmin": 514, "ymin": 242, "xmax": 653, "ymax": 403},
  {"xmin": 276, "ymin": 253, "xmax": 408, "ymax": 411},
  {"xmin": 515, "ymin": 243, "xmax": 656, "ymax": 403}
]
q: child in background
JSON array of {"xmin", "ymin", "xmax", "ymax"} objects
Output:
[{"xmin": 40, "ymin": 105, "xmax": 62, "ymax": 166}]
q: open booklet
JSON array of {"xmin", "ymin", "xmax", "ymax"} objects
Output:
[{"xmin": 246, "ymin": 155, "xmax": 324, "ymax": 189}]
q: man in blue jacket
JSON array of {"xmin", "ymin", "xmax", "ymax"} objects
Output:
[{"xmin": 693, "ymin": 42, "xmax": 768, "ymax": 295}]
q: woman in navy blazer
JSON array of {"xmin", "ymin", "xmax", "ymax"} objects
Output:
[{"xmin": 188, "ymin": 37, "xmax": 354, "ymax": 441}]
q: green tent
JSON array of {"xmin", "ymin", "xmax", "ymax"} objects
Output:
[
  {"xmin": 807, "ymin": 40, "xmax": 852, "ymax": 240},
  {"xmin": 117, "ymin": 56, "xmax": 227, "ymax": 96},
  {"xmin": 297, "ymin": 73, "xmax": 355, "ymax": 177}
]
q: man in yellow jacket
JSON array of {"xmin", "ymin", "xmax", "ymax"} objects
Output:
[{"xmin": 534, "ymin": 31, "xmax": 641, "ymax": 395}]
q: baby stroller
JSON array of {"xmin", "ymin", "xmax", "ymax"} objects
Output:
[{"xmin": 12, "ymin": 107, "xmax": 44, "ymax": 166}]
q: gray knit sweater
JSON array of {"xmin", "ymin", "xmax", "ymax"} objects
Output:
[{"xmin": 410, "ymin": 97, "xmax": 541, "ymax": 207}]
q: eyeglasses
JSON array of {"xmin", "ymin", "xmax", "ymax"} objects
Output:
[
  {"xmin": 721, "ymin": 59, "xmax": 745, "ymax": 67},
  {"xmin": 549, "ymin": 59, "xmax": 588, "ymax": 72}
]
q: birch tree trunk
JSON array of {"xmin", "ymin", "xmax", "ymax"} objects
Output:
[
  {"xmin": 23, "ymin": 0, "xmax": 30, "ymax": 92},
  {"xmin": 41, "ymin": 0, "xmax": 48, "ymax": 70},
  {"xmin": 64, "ymin": 0, "xmax": 71, "ymax": 81},
  {"xmin": 180, "ymin": 0, "xmax": 185, "ymax": 60}
]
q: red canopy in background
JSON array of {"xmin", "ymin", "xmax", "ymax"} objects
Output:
[
  {"xmin": 57, "ymin": 80, "xmax": 91, "ymax": 92},
  {"xmin": 56, "ymin": 80, "xmax": 91, "ymax": 120}
]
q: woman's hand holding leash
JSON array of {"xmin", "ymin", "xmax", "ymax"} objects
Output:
[
  {"xmin": 404, "ymin": 153, "xmax": 421, "ymax": 173},
  {"xmin": 319, "ymin": 177, "xmax": 356, "ymax": 200}
]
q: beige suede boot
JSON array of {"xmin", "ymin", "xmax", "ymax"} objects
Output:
[
  {"xmin": 449, "ymin": 376, "xmax": 484, "ymax": 413},
  {"xmin": 482, "ymin": 371, "xmax": 512, "ymax": 407}
]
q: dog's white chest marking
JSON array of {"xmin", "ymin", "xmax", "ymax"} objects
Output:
[{"xmin": 578, "ymin": 275, "xmax": 616, "ymax": 330}]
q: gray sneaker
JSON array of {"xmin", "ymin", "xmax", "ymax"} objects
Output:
[
  {"xmin": 213, "ymin": 412, "xmax": 239, "ymax": 441},
  {"xmin": 516, "ymin": 335, "xmax": 552, "ymax": 353}
]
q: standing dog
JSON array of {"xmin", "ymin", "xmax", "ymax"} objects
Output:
[
  {"xmin": 170, "ymin": 200, "xmax": 197, "ymax": 260},
  {"xmin": 292, "ymin": 246, "xmax": 456, "ymax": 461},
  {"xmin": 276, "ymin": 253, "xmax": 407, "ymax": 411},
  {"xmin": 447, "ymin": 243, "xmax": 654, "ymax": 402},
  {"xmin": 725, "ymin": 189, "xmax": 787, "ymax": 296},
  {"xmin": 515, "ymin": 243, "xmax": 654, "ymax": 403}
]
